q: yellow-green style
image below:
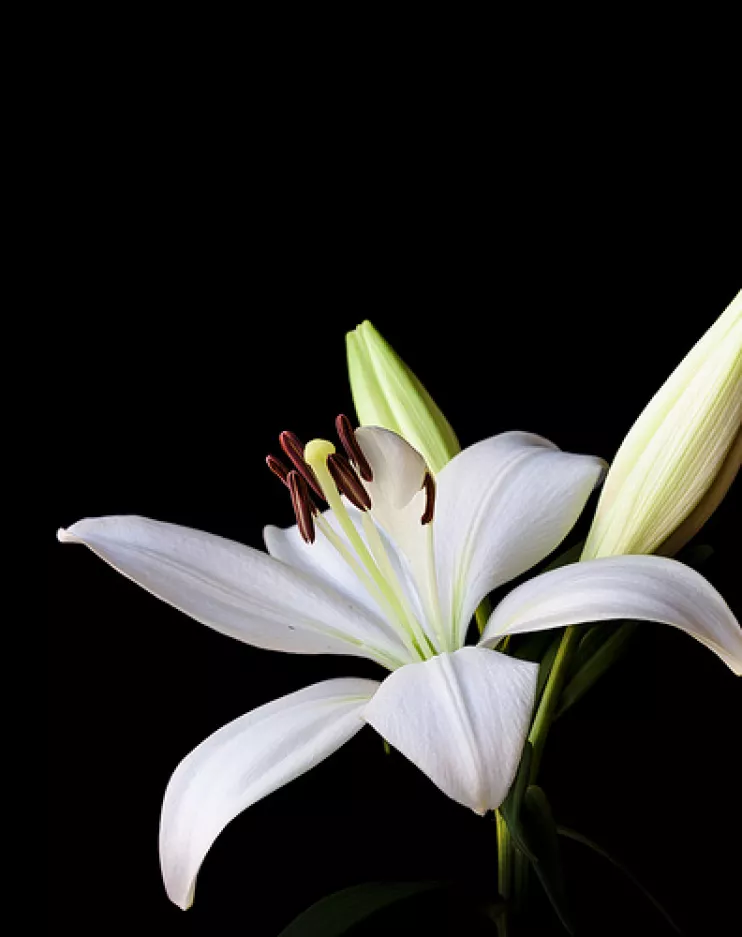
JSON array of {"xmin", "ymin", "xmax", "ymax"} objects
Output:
[
  {"xmin": 583, "ymin": 290, "xmax": 741, "ymax": 560},
  {"xmin": 346, "ymin": 320, "xmax": 460, "ymax": 474}
]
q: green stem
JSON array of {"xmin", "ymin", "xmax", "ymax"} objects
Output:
[
  {"xmin": 513, "ymin": 845, "xmax": 530, "ymax": 915},
  {"xmin": 495, "ymin": 808, "xmax": 512, "ymax": 936},
  {"xmin": 527, "ymin": 626, "xmax": 580, "ymax": 783},
  {"xmin": 495, "ymin": 809, "xmax": 512, "ymax": 900}
]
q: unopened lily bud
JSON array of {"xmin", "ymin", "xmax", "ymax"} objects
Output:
[
  {"xmin": 346, "ymin": 320, "xmax": 460, "ymax": 474},
  {"xmin": 583, "ymin": 290, "xmax": 741, "ymax": 560}
]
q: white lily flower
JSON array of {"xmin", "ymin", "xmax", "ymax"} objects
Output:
[{"xmin": 57, "ymin": 420, "xmax": 742, "ymax": 910}]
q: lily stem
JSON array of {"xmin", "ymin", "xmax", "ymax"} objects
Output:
[
  {"xmin": 495, "ymin": 808, "xmax": 513, "ymax": 935},
  {"xmin": 495, "ymin": 809, "xmax": 512, "ymax": 900},
  {"xmin": 527, "ymin": 626, "xmax": 580, "ymax": 783}
]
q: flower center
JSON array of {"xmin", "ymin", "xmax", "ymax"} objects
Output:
[{"xmin": 266, "ymin": 415, "xmax": 441, "ymax": 661}]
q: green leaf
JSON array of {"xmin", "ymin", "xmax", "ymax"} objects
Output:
[
  {"xmin": 556, "ymin": 825, "xmax": 683, "ymax": 935},
  {"xmin": 277, "ymin": 881, "xmax": 443, "ymax": 937},
  {"xmin": 521, "ymin": 786, "xmax": 574, "ymax": 935},
  {"xmin": 555, "ymin": 621, "xmax": 638, "ymax": 719},
  {"xmin": 499, "ymin": 742, "xmax": 536, "ymax": 862}
]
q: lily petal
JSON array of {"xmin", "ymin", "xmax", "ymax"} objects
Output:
[
  {"xmin": 355, "ymin": 425, "xmax": 428, "ymax": 511},
  {"xmin": 434, "ymin": 433, "xmax": 607, "ymax": 647},
  {"xmin": 364, "ymin": 647, "xmax": 538, "ymax": 814},
  {"xmin": 58, "ymin": 516, "xmax": 410, "ymax": 669},
  {"xmin": 479, "ymin": 555, "xmax": 742, "ymax": 675},
  {"xmin": 351, "ymin": 428, "xmax": 443, "ymax": 649},
  {"xmin": 160, "ymin": 677, "xmax": 379, "ymax": 909},
  {"xmin": 264, "ymin": 508, "xmax": 383, "ymax": 617},
  {"xmin": 264, "ymin": 508, "xmax": 426, "ymax": 653}
]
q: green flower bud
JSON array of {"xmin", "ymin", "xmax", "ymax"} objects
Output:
[
  {"xmin": 346, "ymin": 320, "xmax": 460, "ymax": 474},
  {"xmin": 583, "ymin": 290, "xmax": 741, "ymax": 559}
]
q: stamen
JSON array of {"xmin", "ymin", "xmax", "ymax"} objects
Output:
[
  {"xmin": 421, "ymin": 472, "xmax": 436, "ymax": 525},
  {"xmin": 279, "ymin": 431, "xmax": 325, "ymax": 500},
  {"xmin": 327, "ymin": 453, "xmax": 372, "ymax": 511},
  {"xmin": 266, "ymin": 454, "xmax": 291, "ymax": 486},
  {"xmin": 335, "ymin": 414, "xmax": 374, "ymax": 481},
  {"xmin": 287, "ymin": 470, "xmax": 316, "ymax": 544}
]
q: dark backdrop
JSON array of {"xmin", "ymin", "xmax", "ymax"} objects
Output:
[{"xmin": 46, "ymin": 71, "xmax": 740, "ymax": 937}]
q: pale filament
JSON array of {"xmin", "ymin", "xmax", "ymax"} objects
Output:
[{"xmin": 305, "ymin": 438, "xmax": 435, "ymax": 661}]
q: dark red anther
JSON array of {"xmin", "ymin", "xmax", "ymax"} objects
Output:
[
  {"xmin": 288, "ymin": 471, "xmax": 316, "ymax": 544},
  {"xmin": 279, "ymin": 430, "xmax": 325, "ymax": 500},
  {"xmin": 335, "ymin": 414, "xmax": 373, "ymax": 482},
  {"xmin": 420, "ymin": 472, "xmax": 436, "ymax": 525},
  {"xmin": 327, "ymin": 453, "xmax": 372, "ymax": 511},
  {"xmin": 266, "ymin": 454, "xmax": 291, "ymax": 487}
]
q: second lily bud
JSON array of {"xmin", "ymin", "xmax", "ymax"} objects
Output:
[
  {"xmin": 583, "ymin": 290, "xmax": 741, "ymax": 560},
  {"xmin": 346, "ymin": 320, "xmax": 460, "ymax": 474}
]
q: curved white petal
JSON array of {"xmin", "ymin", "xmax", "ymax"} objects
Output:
[
  {"xmin": 433, "ymin": 433, "xmax": 606, "ymax": 647},
  {"xmin": 356, "ymin": 426, "xmax": 428, "ymax": 509},
  {"xmin": 58, "ymin": 516, "xmax": 410, "ymax": 669},
  {"xmin": 479, "ymin": 555, "xmax": 742, "ymax": 675},
  {"xmin": 351, "ymin": 427, "xmax": 446, "ymax": 648},
  {"xmin": 160, "ymin": 678, "xmax": 379, "ymax": 909},
  {"xmin": 364, "ymin": 647, "xmax": 538, "ymax": 814}
]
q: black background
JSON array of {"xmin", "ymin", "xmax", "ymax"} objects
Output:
[{"xmin": 46, "ymin": 51, "xmax": 740, "ymax": 937}]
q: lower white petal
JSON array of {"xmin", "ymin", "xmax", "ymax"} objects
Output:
[
  {"xmin": 479, "ymin": 555, "xmax": 742, "ymax": 675},
  {"xmin": 160, "ymin": 677, "xmax": 379, "ymax": 909},
  {"xmin": 58, "ymin": 516, "xmax": 407, "ymax": 668},
  {"xmin": 364, "ymin": 647, "xmax": 538, "ymax": 814}
]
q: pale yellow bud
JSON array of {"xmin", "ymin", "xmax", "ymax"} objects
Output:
[
  {"xmin": 346, "ymin": 320, "xmax": 460, "ymax": 474},
  {"xmin": 583, "ymin": 291, "xmax": 741, "ymax": 559}
]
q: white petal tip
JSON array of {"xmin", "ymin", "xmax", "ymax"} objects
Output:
[
  {"xmin": 57, "ymin": 527, "xmax": 77, "ymax": 543},
  {"xmin": 168, "ymin": 890, "xmax": 194, "ymax": 911},
  {"xmin": 595, "ymin": 458, "xmax": 610, "ymax": 488}
]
